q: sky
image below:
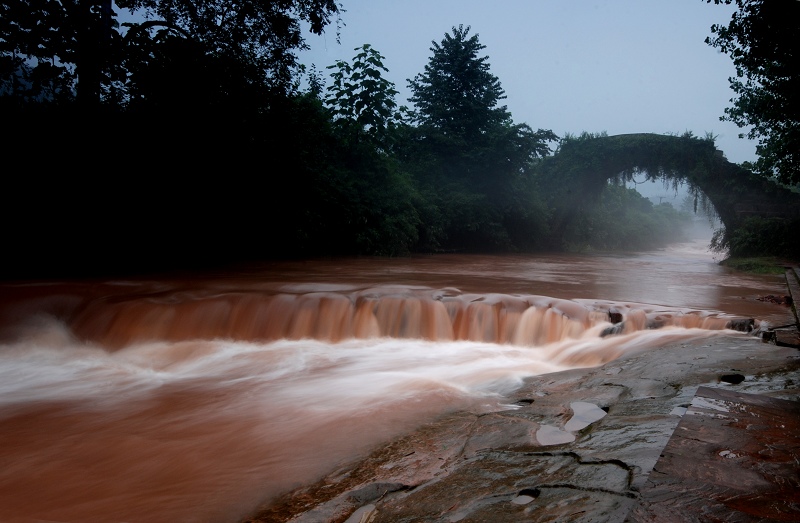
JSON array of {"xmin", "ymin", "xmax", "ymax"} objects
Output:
[{"xmin": 298, "ymin": 0, "xmax": 756, "ymax": 171}]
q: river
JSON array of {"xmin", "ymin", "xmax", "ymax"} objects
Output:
[{"xmin": 0, "ymin": 238, "xmax": 790, "ymax": 523}]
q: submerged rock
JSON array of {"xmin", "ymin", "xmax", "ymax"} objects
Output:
[
  {"xmin": 600, "ymin": 322, "xmax": 626, "ymax": 337},
  {"xmin": 726, "ymin": 318, "xmax": 755, "ymax": 332}
]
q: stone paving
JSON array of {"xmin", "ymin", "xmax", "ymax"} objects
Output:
[{"xmin": 628, "ymin": 386, "xmax": 800, "ymax": 522}]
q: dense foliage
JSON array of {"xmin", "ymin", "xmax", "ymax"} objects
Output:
[
  {"xmin": 325, "ymin": 44, "xmax": 405, "ymax": 150},
  {"xmin": 118, "ymin": 0, "xmax": 340, "ymax": 90},
  {"xmin": 0, "ymin": 0, "xmax": 340, "ymax": 105},
  {"xmin": 537, "ymin": 131, "xmax": 800, "ymax": 257},
  {"xmin": 3, "ymin": 7, "xmax": 757, "ymax": 278},
  {"xmin": 561, "ymin": 184, "xmax": 693, "ymax": 252},
  {"xmin": 408, "ymin": 25, "xmax": 509, "ymax": 140},
  {"xmin": 705, "ymin": 0, "xmax": 800, "ymax": 186},
  {"xmin": 403, "ymin": 25, "xmax": 557, "ymax": 252},
  {"xmin": 711, "ymin": 216, "xmax": 800, "ymax": 260}
]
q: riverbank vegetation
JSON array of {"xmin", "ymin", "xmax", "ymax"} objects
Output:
[
  {"xmin": 705, "ymin": 0, "xmax": 800, "ymax": 187},
  {"xmin": 562, "ymin": 184, "xmax": 693, "ymax": 252},
  {"xmin": 712, "ymin": 216, "xmax": 800, "ymax": 261},
  {"xmin": 718, "ymin": 257, "xmax": 786, "ymax": 275},
  {"xmin": 2, "ymin": 1, "xmax": 796, "ymax": 278}
]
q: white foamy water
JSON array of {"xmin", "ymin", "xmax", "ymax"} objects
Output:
[{"xmin": 0, "ymin": 315, "xmax": 733, "ymax": 523}]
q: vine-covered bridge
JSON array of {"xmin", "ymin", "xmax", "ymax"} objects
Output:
[{"xmin": 538, "ymin": 133, "xmax": 800, "ymax": 249}]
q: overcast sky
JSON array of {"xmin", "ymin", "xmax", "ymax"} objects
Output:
[{"xmin": 299, "ymin": 0, "xmax": 756, "ymax": 167}]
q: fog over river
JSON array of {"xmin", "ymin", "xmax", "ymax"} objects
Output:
[{"xmin": 0, "ymin": 238, "xmax": 789, "ymax": 522}]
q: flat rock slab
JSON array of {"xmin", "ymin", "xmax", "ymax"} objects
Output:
[
  {"xmin": 628, "ymin": 386, "xmax": 800, "ymax": 522},
  {"xmin": 247, "ymin": 336, "xmax": 800, "ymax": 523}
]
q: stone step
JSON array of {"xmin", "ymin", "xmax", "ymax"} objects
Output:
[
  {"xmin": 788, "ymin": 267, "xmax": 800, "ymax": 325},
  {"xmin": 761, "ymin": 267, "xmax": 800, "ymax": 348},
  {"xmin": 627, "ymin": 386, "xmax": 800, "ymax": 522},
  {"xmin": 763, "ymin": 328, "xmax": 800, "ymax": 347}
]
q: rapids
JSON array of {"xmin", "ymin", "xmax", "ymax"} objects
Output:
[{"xmin": 0, "ymin": 239, "xmax": 789, "ymax": 522}]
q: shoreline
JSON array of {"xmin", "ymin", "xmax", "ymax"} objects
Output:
[{"xmin": 245, "ymin": 331, "xmax": 800, "ymax": 522}]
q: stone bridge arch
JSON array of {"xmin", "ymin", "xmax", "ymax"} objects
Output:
[{"xmin": 537, "ymin": 132, "xmax": 800, "ymax": 249}]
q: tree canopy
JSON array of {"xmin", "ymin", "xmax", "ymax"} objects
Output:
[
  {"xmin": 705, "ymin": 0, "xmax": 800, "ymax": 186},
  {"xmin": 0, "ymin": 0, "xmax": 341, "ymax": 105},
  {"xmin": 325, "ymin": 44, "xmax": 404, "ymax": 150},
  {"xmin": 406, "ymin": 24, "xmax": 556, "ymax": 170},
  {"xmin": 118, "ymin": 0, "xmax": 341, "ymax": 90},
  {"xmin": 408, "ymin": 24, "xmax": 510, "ymax": 140},
  {"xmin": 5, "ymin": 5, "xmax": 780, "ymax": 278},
  {"xmin": 401, "ymin": 25, "xmax": 557, "ymax": 252}
]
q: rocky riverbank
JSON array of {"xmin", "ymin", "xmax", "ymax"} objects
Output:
[{"xmin": 244, "ymin": 330, "xmax": 800, "ymax": 523}]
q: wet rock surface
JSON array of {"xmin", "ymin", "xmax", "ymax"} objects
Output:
[
  {"xmin": 245, "ymin": 335, "xmax": 800, "ymax": 523},
  {"xmin": 628, "ymin": 386, "xmax": 800, "ymax": 522}
]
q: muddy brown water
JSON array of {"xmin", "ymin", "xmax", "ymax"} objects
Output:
[{"xmin": 0, "ymin": 239, "xmax": 790, "ymax": 522}]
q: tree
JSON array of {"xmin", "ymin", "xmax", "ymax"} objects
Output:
[
  {"xmin": 402, "ymin": 25, "xmax": 557, "ymax": 252},
  {"xmin": 408, "ymin": 25, "xmax": 510, "ymax": 140},
  {"xmin": 705, "ymin": 0, "xmax": 800, "ymax": 185},
  {"xmin": 0, "ymin": 0, "xmax": 341, "ymax": 105},
  {"xmin": 561, "ymin": 183, "xmax": 693, "ymax": 252},
  {"xmin": 406, "ymin": 24, "xmax": 556, "ymax": 175},
  {"xmin": 118, "ymin": 0, "xmax": 341, "ymax": 92},
  {"xmin": 0, "ymin": 0, "xmax": 123, "ymax": 105},
  {"xmin": 325, "ymin": 44, "xmax": 405, "ymax": 150}
]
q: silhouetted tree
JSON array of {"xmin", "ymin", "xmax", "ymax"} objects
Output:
[
  {"xmin": 0, "ymin": 0, "xmax": 340, "ymax": 105},
  {"xmin": 705, "ymin": 0, "xmax": 800, "ymax": 186},
  {"xmin": 406, "ymin": 25, "xmax": 556, "ymax": 182},
  {"xmin": 403, "ymin": 25, "xmax": 556, "ymax": 252},
  {"xmin": 408, "ymin": 25, "xmax": 509, "ymax": 140},
  {"xmin": 0, "ymin": 0, "xmax": 344, "ymax": 278},
  {"xmin": 0, "ymin": 0, "xmax": 123, "ymax": 105},
  {"xmin": 325, "ymin": 44, "xmax": 406, "ymax": 150},
  {"xmin": 118, "ymin": 0, "xmax": 341, "ymax": 92}
]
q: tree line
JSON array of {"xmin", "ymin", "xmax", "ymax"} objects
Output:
[{"xmin": 1, "ymin": 1, "xmax": 793, "ymax": 278}]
